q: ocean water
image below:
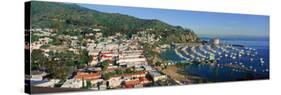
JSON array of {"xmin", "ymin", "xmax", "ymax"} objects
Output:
[{"xmin": 160, "ymin": 37, "xmax": 269, "ymax": 82}]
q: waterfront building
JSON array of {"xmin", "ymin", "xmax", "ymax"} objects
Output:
[
  {"xmin": 148, "ymin": 71, "xmax": 167, "ymax": 82},
  {"xmin": 210, "ymin": 37, "xmax": 220, "ymax": 45}
]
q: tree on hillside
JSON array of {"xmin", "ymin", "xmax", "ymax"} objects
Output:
[
  {"xmin": 101, "ymin": 60, "xmax": 110, "ymax": 70},
  {"xmin": 155, "ymin": 61, "xmax": 162, "ymax": 66},
  {"xmin": 102, "ymin": 73, "xmax": 111, "ymax": 80},
  {"xmin": 44, "ymin": 60, "xmax": 70, "ymax": 80},
  {"xmin": 31, "ymin": 49, "xmax": 47, "ymax": 70},
  {"xmin": 78, "ymin": 49, "xmax": 91, "ymax": 66}
]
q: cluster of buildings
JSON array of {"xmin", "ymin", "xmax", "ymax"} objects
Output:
[
  {"xmin": 131, "ymin": 31, "xmax": 161, "ymax": 44},
  {"xmin": 30, "ymin": 37, "xmax": 52, "ymax": 50},
  {"xmin": 62, "ymin": 32, "xmax": 169, "ymax": 89},
  {"xmin": 82, "ymin": 32, "xmax": 168, "ymax": 89},
  {"xmin": 30, "ymin": 28, "xmax": 55, "ymax": 50},
  {"xmin": 29, "ymin": 29, "xmax": 170, "ymax": 90}
]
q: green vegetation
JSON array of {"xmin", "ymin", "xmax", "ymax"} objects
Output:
[
  {"xmin": 82, "ymin": 79, "xmax": 92, "ymax": 89},
  {"xmin": 40, "ymin": 44, "xmax": 49, "ymax": 49},
  {"xmin": 78, "ymin": 49, "xmax": 91, "ymax": 66},
  {"xmin": 142, "ymin": 43, "xmax": 157, "ymax": 58},
  {"xmin": 31, "ymin": 34, "xmax": 41, "ymax": 42},
  {"xmin": 29, "ymin": 1, "xmax": 202, "ymax": 81},
  {"xmin": 42, "ymin": 59, "xmax": 70, "ymax": 80},
  {"xmin": 47, "ymin": 51, "xmax": 76, "ymax": 66},
  {"xmin": 100, "ymin": 60, "xmax": 110, "ymax": 70},
  {"xmin": 102, "ymin": 73, "xmax": 111, "ymax": 80},
  {"xmin": 102, "ymin": 68, "xmax": 136, "ymax": 80},
  {"xmin": 31, "ymin": 49, "xmax": 91, "ymax": 79},
  {"xmin": 82, "ymin": 78, "xmax": 85, "ymax": 88},
  {"xmin": 86, "ymin": 80, "xmax": 92, "ymax": 88},
  {"xmin": 31, "ymin": 49, "xmax": 47, "ymax": 70},
  {"xmin": 142, "ymin": 43, "xmax": 160, "ymax": 64},
  {"xmin": 155, "ymin": 61, "xmax": 162, "ymax": 66},
  {"xmin": 31, "ymin": 1, "xmax": 200, "ymax": 44},
  {"xmin": 49, "ymin": 36, "xmax": 63, "ymax": 45}
]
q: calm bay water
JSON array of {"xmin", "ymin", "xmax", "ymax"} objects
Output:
[{"xmin": 160, "ymin": 37, "xmax": 269, "ymax": 82}]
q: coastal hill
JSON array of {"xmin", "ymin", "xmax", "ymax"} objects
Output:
[{"xmin": 30, "ymin": 1, "xmax": 200, "ymax": 44}]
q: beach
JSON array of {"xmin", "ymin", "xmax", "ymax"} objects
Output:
[{"xmin": 161, "ymin": 65, "xmax": 207, "ymax": 84}]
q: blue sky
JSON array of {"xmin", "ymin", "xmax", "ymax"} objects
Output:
[{"xmin": 79, "ymin": 4, "xmax": 269, "ymax": 38}]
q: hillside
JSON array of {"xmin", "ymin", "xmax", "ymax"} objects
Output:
[{"xmin": 30, "ymin": 1, "xmax": 200, "ymax": 44}]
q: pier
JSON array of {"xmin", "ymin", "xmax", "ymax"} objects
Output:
[{"xmin": 174, "ymin": 46, "xmax": 190, "ymax": 61}]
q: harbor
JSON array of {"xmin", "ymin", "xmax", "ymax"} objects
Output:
[{"xmin": 161, "ymin": 38, "xmax": 269, "ymax": 82}]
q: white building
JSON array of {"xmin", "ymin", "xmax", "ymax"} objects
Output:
[
  {"xmin": 91, "ymin": 79, "xmax": 103, "ymax": 85},
  {"xmin": 95, "ymin": 32, "xmax": 103, "ymax": 38},
  {"xmin": 31, "ymin": 37, "xmax": 52, "ymax": 50},
  {"xmin": 61, "ymin": 79, "xmax": 83, "ymax": 88},
  {"xmin": 143, "ymin": 65, "xmax": 153, "ymax": 71},
  {"xmin": 148, "ymin": 71, "xmax": 167, "ymax": 82},
  {"xmin": 98, "ymin": 81, "xmax": 107, "ymax": 90},
  {"xmin": 92, "ymin": 28, "xmax": 101, "ymax": 32},
  {"xmin": 117, "ymin": 58, "xmax": 147, "ymax": 67},
  {"xmin": 210, "ymin": 38, "xmax": 220, "ymax": 45},
  {"xmin": 108, "ymin": 77, "xmax": 123, "ymax": 88},
  {"xmin": 117, "ymin": 58, "xmax": 146, "ymax": 63},
  {"xmin": 35, "ymin": 79, "xmax": 60, "ymax": 87},
  {"xmin": 30, "ymin": 71, "xmax": 47, "ymax": 81}
]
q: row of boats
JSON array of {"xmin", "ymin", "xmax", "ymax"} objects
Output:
[{"xmin": 174, "ymin": 44, "xmax": 268, "ymax": 73}]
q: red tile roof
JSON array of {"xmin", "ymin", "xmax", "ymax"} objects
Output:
[
  {"xmin": 74, "ymin": 72, "xmax": 101, "ymax": 80},
  {"xmin": 101, "ymin": 52, "xmax": 113, "ymax": 54},
  {"xmin": 102, "ymin": 55, "xmax": 113, "ymax": 58},
  {"xmin": 124, "ymin": 80, "xmax": 140, "ymax": 88},
  {"xmin": 139, "ymin": 77, "xmax": 151, "ymax": 84},
  {"xmin": 121, "ymin": 71, "xmax": 146, "ymax": 77}
]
